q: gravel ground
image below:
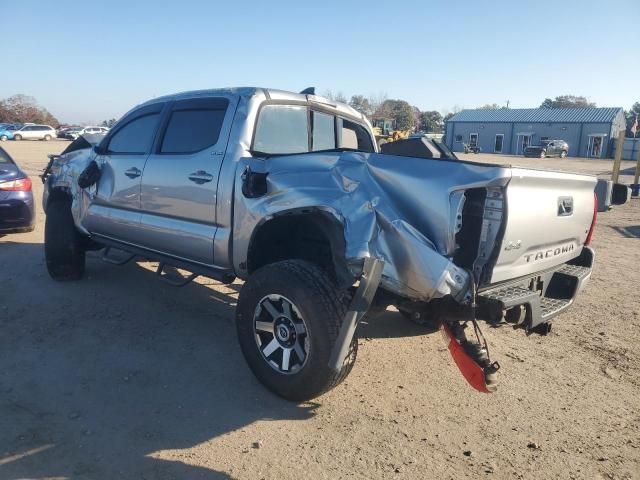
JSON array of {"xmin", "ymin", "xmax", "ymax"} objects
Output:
[{"xmin": 1, "ymin": 142, "xmax": 639, "ymax": 480}]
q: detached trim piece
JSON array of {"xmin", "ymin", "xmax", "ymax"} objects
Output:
[{"xmin": 328, "ymin": 257, "xmax": 384, "ymax": 371}]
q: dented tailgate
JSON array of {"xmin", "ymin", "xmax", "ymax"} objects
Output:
[{"xmin": 489, "ymin": 168, "xmax": 597, "ymax": 284}]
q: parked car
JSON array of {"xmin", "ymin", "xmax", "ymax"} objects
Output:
[
  {"xmin": 64, "ymin": 126, "xmax": 109, "ymax": 140},
  {"xmin": 43, "ymin": 87, "xmax": 603, "ymax": 400},
  {"xmin": 12, "ymin": 124, "xmax": 57, "ymax": 141},
  {"xmin": 524, "ymin": 139, "xmax": 569, "ymax": 158},
  {"xmin": 0, "ymin": 146, "xmax": 34, "ymax": 233},
  {"xmin": 0, "ymin": 124, "xmax": 20, "ymax": 141}
]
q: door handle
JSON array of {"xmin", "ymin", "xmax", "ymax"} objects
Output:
[
  {"xmin": 188, "ymin": 170, "xmax": 214, "ymax": 184},
  {"xmin": 124, "ymin": 167, "xmax": 142, "ymax": 179}
]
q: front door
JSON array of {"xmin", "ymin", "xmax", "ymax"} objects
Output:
[
  {"xmin": 84, "ymin": 104, "xmax": 164, "ymax": 243},
  {"xmin": 138, "ymin": 96, "xmax": 237, "ymax": 265},
  {"xmin": 469, "ymin": 133, "xmax": 478, "ymax": 147},
  {"xmin": 494, "ymin": 134, "xmax": 504, "ymax": 153}
]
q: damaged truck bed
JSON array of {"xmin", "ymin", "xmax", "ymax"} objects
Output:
[{"xmin": 42, "ymin": 87, "xmax": 600, "ymax": 400}]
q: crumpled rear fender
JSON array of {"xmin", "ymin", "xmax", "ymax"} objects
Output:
[{"xmin": 233, "ymin": 151, "xmax": 510, "ymax": 302}]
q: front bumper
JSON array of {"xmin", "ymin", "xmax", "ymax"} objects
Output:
[{"xmin": 477, "ymin": 247, "xmax": 594, "ymax": 330}]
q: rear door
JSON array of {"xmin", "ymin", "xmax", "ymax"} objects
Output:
[
  {"xmin": 137, "ymin": 95, "xmax": 238, "ymax": 265},
  {"xmin": 83, "ymin": 103, "xmax": 164, "ymax": 243}
]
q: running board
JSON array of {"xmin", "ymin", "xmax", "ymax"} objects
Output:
[{"xmin": 93, "ymin": 235, "xmax": 236, "ymax": 286}]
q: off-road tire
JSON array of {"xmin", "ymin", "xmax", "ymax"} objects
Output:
[
  {"xmin": 13, "ymin": 134, "xmax": 22, "ymax": 141},
  {"xmin": 45, "ymin": 200, "xmax": 85, "ymax": 280},
  {"xmin": 236, "ymin": 260, "xmax": 357, "ymax": 401}
]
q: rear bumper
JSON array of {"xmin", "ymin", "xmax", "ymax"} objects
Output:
[
  {"xmin": 0, "ymin": 196, "xmax": 35, "ymax": 233},
  {"xmin": 477, "ymin": 247, "xmax": 594, "ymax": 330}
]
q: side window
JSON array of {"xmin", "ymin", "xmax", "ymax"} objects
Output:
[
  {"xmin": 253, "ymin": 104, "xmax": 308, "ymax": 155},
  {"xmin": 339, "ymin": 119, "xmax": 374, "ymax": 152},
  {"xmin": 107, "ymin": 114, "xmax": 160, "ymax": 154},
  {"xmin": 455, "ymin": 134, "xmax": 463, "ymax": 142},
  {"xmin": 311, "ymin": 111, "xmax": 336, "ymax": 151},
  {"xmin": 160, "ymin": 106, "xmax": 227, "ymax": 154}
]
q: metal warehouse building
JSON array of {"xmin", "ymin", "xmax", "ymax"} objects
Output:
[{"xmin": 445, "ymin": 107, "xmax": 626, "ymax": 158}]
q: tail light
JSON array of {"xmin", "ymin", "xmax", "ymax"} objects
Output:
[
  {"xmin": 0, "ymin": 176, "xmax": 32, "ymax": 192},
  {"xmin": 584, "ymin": 192, "xmax": 597, "ymax": 246}
]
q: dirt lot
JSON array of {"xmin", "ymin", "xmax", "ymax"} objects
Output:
[{"xmin": 1, "ymin": 142, "xmax": 639, "ymax": 480}]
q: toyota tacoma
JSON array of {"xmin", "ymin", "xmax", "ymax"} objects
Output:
[{"xmin": 42, "ymin": 87, "xmax": 600, "ymax": 400}]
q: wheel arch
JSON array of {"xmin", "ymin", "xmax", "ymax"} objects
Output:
[
  {"xmin": 246, "ymin": 208, "xmax": 354, "ymax": 288},
  {"xmin": 45, "ymin": 187, "xmax": 73, "ymax": 212}
]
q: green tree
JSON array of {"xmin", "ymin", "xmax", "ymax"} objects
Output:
[
  {"xmin": 419, "ymin": 110, "xmax": 443, "ymax": 132},
  {"xmin": 376, "ymin": 99, "xmax": 416, "ymax": 131},
  {"xmin": 348, "ymin": 95, "xmax": 373, "ymax": 117},
  {"xmin": 540, "ymin": 95, "xmax": 596, "ymax": 109},
  {"xmin": 443, "ymin": 112, "xmax": 455, "ymax": 123}
]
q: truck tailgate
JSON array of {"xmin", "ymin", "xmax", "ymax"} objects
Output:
[{"xmin": 489, "ymin": 168, "xmax": 596, "ymax": 284}]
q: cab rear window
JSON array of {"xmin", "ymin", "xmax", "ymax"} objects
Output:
[{"xmin": 252, "ymin": 104, "xmax": 374, "ymax": 155}]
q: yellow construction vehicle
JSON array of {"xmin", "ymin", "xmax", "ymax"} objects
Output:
[{"xmin": 371, "ymin": 116, "xmax": 412, "ymax": 147}]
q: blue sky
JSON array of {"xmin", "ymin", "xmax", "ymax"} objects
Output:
[{"xmin": 3, "ymin": 0, "xmax": 638, "ymax": 123}]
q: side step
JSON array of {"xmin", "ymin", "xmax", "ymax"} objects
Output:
[{"xmin": 93, "ymin": 235, "xmax": 236, "ymax": 286}]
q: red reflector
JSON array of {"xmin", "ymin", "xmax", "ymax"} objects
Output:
[
  {"xmin": 442, "ymin": 324, "xmax": 492, "ymax": 393},
  {"xmin": 0, "ymin": 177, "xmax": 32, "ymax": 192},
  {"xmin": 585, "ymin": 192, "xmax": 597, "ymax": 246}
]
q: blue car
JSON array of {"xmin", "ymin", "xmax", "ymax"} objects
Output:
[
  {"xmin": 0, "ymin": 146, "xmax": 35, "ymax": 233},
  {"xmin": 0, "ymin": 124, "xmax": 20, "ymax": 141}
]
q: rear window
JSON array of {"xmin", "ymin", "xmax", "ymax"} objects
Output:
[
  {"xmin": 161, "ymin": 108, "xmax": 227, "ymax": 154},
  {"xmin": 311, "ymin": 111, "xmax": 336, "ymax": 151},
  {"xmin": 253, "ymin": 104, "xmax": 373, "ymax": 155},
  {"xmin": 253, "ymin": 105, "xmax": 308, "ymax": 155},
  {"xmin": 340, "ymin": 119, "xmax": 374, "ymax": 152}
]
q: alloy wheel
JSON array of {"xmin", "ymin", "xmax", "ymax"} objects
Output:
[{"xmin": 253, "ymin": 294, "xmax": 309, "ymax": 374}]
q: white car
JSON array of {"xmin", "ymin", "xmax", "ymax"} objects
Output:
[
  {"xmin": 13, "ymin": 124, "xmax": 57, "ymax": 141},
  {"xmin": 65, "ymin": 126, "xmax": 109, "ymax": 140}
]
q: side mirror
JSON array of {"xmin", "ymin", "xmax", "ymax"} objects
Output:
[{"xmin": 93, "ymin": 144, "xmax": 106, "ymax": 155}]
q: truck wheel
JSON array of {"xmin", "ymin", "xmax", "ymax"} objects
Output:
[
  {"xmin": 236, "ymin": 260, "xmax": 356, "ymax": 401},
  {"xmin": 45, "ymin": 200, "xmax": 85, "ymax": 281}
]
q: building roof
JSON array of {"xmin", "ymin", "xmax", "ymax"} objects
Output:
[{"xmin": 448, "ymin": 107, "xmax": 623, "ymax": 124}]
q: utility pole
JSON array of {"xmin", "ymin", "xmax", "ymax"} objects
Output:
[
  {"xmin": 506, "ymin": 100, "xmax": 510, "ymax": 109},
  {"xmin": 611, "ymin": 130, "xmax": 625, "ymax": 183}
]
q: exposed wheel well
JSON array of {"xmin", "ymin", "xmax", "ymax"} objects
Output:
[
  {"xmin": 46, "ymin": 188, "xmax": 72, "ymax": 211},
  {"xmin": 247, "ymin": 210, "xmax": 353, "ymax": 288}
]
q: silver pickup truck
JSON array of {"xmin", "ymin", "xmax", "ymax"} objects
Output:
[{"xmin": 42, "ymin": 87, "xmax": 598, "ymax": 400}]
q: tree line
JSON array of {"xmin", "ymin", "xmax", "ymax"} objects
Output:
[
  {"xmin": 0, "ymin": 94, "xmax": 59, "ymax": 126},
  {"xmin": 2, "ymin": 92, "xmax": 638, "ymax": 138}
]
